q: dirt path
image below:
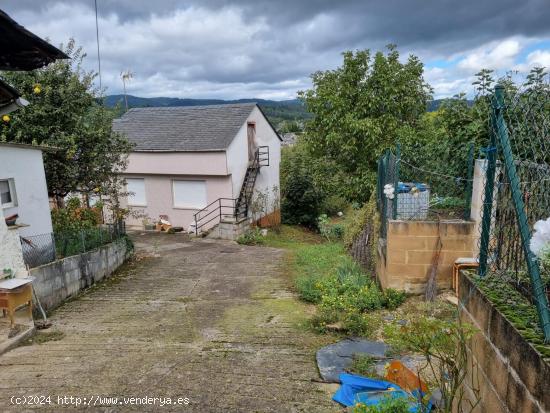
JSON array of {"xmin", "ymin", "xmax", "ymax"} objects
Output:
[{"xmin": 0, "ymin": 233, "xmax": 339, "ymax": 412}]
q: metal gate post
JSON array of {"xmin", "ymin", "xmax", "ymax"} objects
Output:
[
  {"xmin": 464, "ymin": 143, "xmax": 474, "ymax": 220},
  {"xmin": 392, "ymin": 144, "xmax": 401, "ymax": 220},
  {"xmin": 493, "ymin": 85, "xmax": 550, "ymax": 342}
]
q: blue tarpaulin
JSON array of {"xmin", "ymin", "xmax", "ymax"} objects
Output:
[
  {"xmin": 397, "ymin": 182, "xmax": 428, "ymax": 194},
  {"xmin": 332, "ymin": 373, "xmax": 425, "ymax": 412}
]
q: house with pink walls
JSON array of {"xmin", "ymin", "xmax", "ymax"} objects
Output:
[{"xmin": 112, "ymin": 103, "xmax": 281, "ymax": 235}]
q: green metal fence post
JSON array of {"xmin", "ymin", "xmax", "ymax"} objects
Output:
[
  {"xmin": 478, "ymin": 99, "xmax": 499, "ymax": 276},
  {"xmin": 464, "ymin": 143, "xmax": 475, "ymax": 220},
  {"xmin": 392, "ymin": 144, "xmax": 401, "ymax": 220},
  {"xmin": 493, "ymin": 85, "xmax": 550, "ymax": 342}
]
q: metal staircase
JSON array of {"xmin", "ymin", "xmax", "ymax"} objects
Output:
[{"xmin": 193, "ymin": 146, "xmax": 269, "ymax": 235}]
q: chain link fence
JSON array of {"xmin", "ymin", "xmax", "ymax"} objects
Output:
[
  {"xmin": 478, "ymin": 83, "xmax": 550, "ymax": 341},
  {"xmin": 376, "ymin": 143, "xmax": 474, "ymax": 238},
  {"xmin": 20, "ymin": 221, "xmax": 126, "ymax": 269}
]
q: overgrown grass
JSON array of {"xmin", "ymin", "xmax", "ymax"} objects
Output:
[
  {"xmin": 262, "ymin": 225, "xmax": 406, "ymax": 336},
  {"xmin": 474, "ymin": 273, "xmax": 550, "ymax": 359},
  {"xmin": 262, "ymin": 224, "xmax": 324, "ymax": 249}
]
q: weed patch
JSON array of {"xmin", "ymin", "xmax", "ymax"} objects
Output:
[
  {"xmin": 261, "ymin": 225, "xmax": 406, "ymax": 337},
  {"xmin": 21, "ymin": 330, "xmax": 65, "ymax": 346}
]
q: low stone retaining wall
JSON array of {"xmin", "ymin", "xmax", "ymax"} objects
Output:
[
  {"xmin": 377, "ymin": 220, "xmax": 476, "ymax": 293},
  {"xmin": 207, "ymin": 219, "xmax": 250, "ymax": 241},
  {"xmin": 458, "ymin": 274, "xmax": 550, "ymax": 413},
  {"xmin": 29, "ymin": 239, "xmax": 131, "ymax": 311}
]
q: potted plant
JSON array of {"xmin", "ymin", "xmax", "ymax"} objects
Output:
[{"xmin": 142, "ymin": 217, "xmax": 155, "ymax": 231}]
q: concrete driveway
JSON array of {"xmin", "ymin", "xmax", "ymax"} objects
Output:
[{"xmin": 0, "ymin": 233, "xmax": 339, "ymax": 412}]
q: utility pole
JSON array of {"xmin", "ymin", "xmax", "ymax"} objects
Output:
[{"xmin": 94, "ymin": 0, "xmax": 102, "ymax": 92}]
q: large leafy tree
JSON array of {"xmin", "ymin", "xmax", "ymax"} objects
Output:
[
  {"xmin": 0, "ymin": 39, "xmax": 131, "ymax": 205},
  {"xmin": 299, "ymin": 45, "xmax": 432, "ymax": 201}
]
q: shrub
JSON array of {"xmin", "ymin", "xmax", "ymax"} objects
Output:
[
  {"xmin": 323, "ymin": 195, "xmax": 348, "ymax": 216},
  {"xmin": 318, "ymin": 214, "xmax": 345, "ymax": 241},
  {"xmin": 281, "ymin": 163, "xmax": 325, "ymax": 228},
  {"xmin": 430, "ymin": 196, "xmax": 467, "ymax": 209},
  {"xmin": 51, "ymin": 197, "xmax": 102, "ymax": 234},
  {"xmin": 300, "ymin": 259, "xmax": 405, "ymax": 336},
  {"xmin": 343, "ymin": 197, "xmax": 378, "ymax": 249},
  {"xmin": 382, "ymin": 288, "xmax": 407, "ymax": 310},
  {"xmin": 236, "ymin": 228, "xmax": 265, "ymax": 246},
  {"xmin": 296, "ymin": 273, "xmax": 325, "ymax": 303},
  {"xmin": 384, "ymin": 316, "xmax": 478, "ymax": 412},
  {"xmin": 349, "ymin": 354, "xmax": 378, "ymax": 377}
]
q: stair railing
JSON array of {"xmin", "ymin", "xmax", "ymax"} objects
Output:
[{"xmin": 193, "ymin": 146, "xmax": 269, "ymax": 235}]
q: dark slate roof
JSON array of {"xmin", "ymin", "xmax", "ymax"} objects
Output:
[
  {"xmin": 112, "ymin": 103, "xmax": 259, "ymax": 152},
  {"xmin": 0, "ymin": 79, "xmax": 20, "ymax": 106},
  {"xmin": 0, "ymin": 9, "xmax": 67, "ymax": 71}
]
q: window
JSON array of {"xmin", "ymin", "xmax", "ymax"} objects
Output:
[
  {"xmin": 0, "ymin": 179, "xmax": 16, "ymax": 208},
  {"xmin": 126, "ymin": 178, "xmax": 146, "ymax": 206},
  {"xmin": 172, "ymin": 180, "xmax": 207, "ymax": 209}
]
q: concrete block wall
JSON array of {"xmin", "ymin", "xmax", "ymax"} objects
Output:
[
  {"xmin": 29, "ymin": 239, "xmax": 130, "ymax": 311},
  {"xmin": 207, "ymin": 219, "xmax": 250, "ymax": 240},
  {"xmin": 377, "ymin": 220, "xmax": 476, "ymax": 293},
  {"xmin": 458, "ymin": 274, "xmax": 550, "ymax": 413}
]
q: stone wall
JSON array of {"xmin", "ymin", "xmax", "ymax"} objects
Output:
[
  {"xmin": 377, "ymin": 220, "xmax": 476, "ymax": 293},
  {"xmin": 207, "ymin": 219, "xmax": 250, "ymax": 241},
  {"xmin": 458, "ymin": 273, "xmax": 550, "ymax": 413},
  {"xmin": 0, "ymin": 218, "xmax": 27, "ymax": 279},
  {"xmin": 29, "ymin": 239, "xmax": 130, "ymax": 311}
]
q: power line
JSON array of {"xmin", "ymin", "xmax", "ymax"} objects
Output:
[
  {"xmin": 94, "ymin": 0, "xmax": 102, "ymax": 93},
  {"xmin": 399, "ymin": 159, "xmax": 473, "ymax": 182}
]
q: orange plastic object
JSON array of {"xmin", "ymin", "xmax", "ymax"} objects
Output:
[{"xmin": 384, "ymin": 360, "xmax": 428, "ymax": 394}]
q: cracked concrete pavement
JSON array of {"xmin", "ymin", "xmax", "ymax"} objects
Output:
[{"xmin": 0, "ymin": 232, "xmax": 340, "ymax": 412}]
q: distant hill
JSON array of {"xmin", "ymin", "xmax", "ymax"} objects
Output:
[
  {"xmin": 104, "ymin": 95, "xmax": 473, "ymax": 131},
  {"xmin": 104, "ymin": 95, "xmax": 311, "ymax": 129},
  {"xmin": 427, "ymin": 98, "xmax": 474, "ymax": 112}
]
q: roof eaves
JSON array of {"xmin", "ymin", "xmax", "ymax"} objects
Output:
[
  {"xmin": 0, "ymin": 142, "xmax": 59, "ymax": 152},
  {"xmin": 0, "ymin": 9, "xmax": 68, "ymax": 71},
  {"xmin": 132, "ymin": 148, "xmax": 227, "ymax": 153},
  {"xmin": 255, "ymin": 104, "xmax": 283, "ymax": 142}
]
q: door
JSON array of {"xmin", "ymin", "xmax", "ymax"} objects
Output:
[{"xmin": 247, "ymin": 122, "xmax": 257, "ymax": 163}]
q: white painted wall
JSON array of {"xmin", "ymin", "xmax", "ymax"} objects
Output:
[
  {"xmin": 226, "ymin": 106, "xmax": 281, "ymax": 215},
  {"xmin": 0, "ymin": 145, "xmax": 53, "ymax": 237},
  {"xmin": 0, "ymin": 215, "xmax": 27, "ymax": 278}
]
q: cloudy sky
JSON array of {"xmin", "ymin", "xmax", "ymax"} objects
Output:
[{"xmin": 3, "ymin": 0, "xmax": 550, "ymax": 100}]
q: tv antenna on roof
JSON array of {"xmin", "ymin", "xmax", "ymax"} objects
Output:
[{"xmin": 121, "ymin": 70, "xmax": 134, "ymax": 111}]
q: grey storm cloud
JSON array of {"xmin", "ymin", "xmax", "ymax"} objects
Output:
[{"xmin": 2, "ymin": 0, "xmax": 550, "ymax": 99}]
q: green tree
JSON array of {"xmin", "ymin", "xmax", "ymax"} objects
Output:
[
  {"xmin": 281, "ymin": 160, "xmax": 325, "ymax": 227},
  {"xmin": 299, "ymin": 45, "xmax": 432, "ymax": 202},
  {"xmin": 0, "ymin": 39, "xmax": 132, "ymax": 206}
]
